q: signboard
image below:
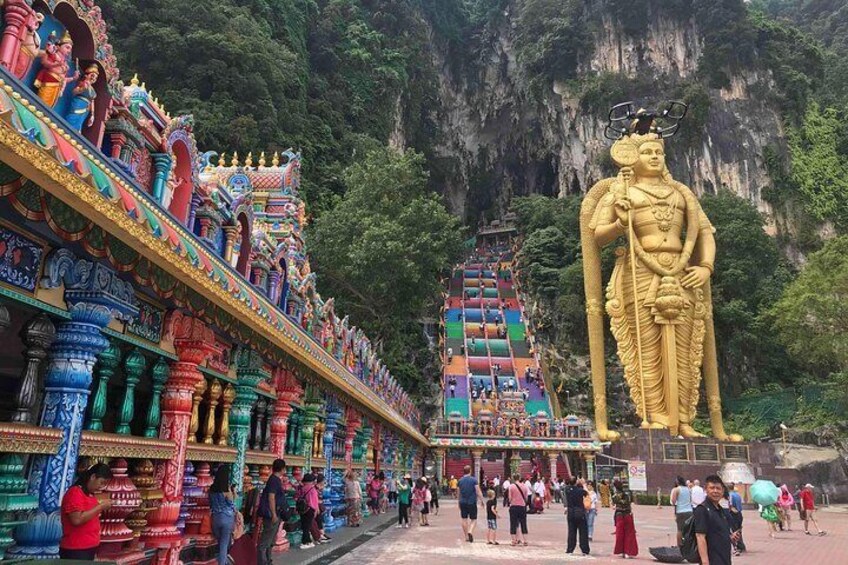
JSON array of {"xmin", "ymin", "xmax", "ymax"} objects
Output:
[
  {"xmin": 628, "ymin": 460, "xmax": 647, "ymax": 492},
  {"xmin": 663, "ymin": 442, "xmax": 690, "ymax": 462},
  {"xmin": 723, "ymin": 444, "xmax": 750, "ymax": 462},
  {"xmin": 719, "ymin": 462, "xmax": 756, "ymax": 485},
  {"xmin": 694, "ymin": 444, "xmax": 720, "ymax": 462}
]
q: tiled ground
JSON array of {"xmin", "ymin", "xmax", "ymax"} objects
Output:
[{"xmin": 328, "ymin": 499, "xmax": 847, "ymax": 564}]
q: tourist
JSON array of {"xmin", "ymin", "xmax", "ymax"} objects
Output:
[
  {"xmin": 430, "ymin": 477, "xmax": 440, "ymax": 516},
  {"xmin": 564, "ymin": 478, "xmax": 590, "ymax": 556},
  {"xmin": 599, "ymin": 479, "xmax": 611, "ymax": 508},
  {"xmin": 297, "ymin": 473, "xmax": 320, "ymax": 549},
  {"xmin": 486, "ymin": 489, "xmax": 500, "ymax": 545},
  {"xmin": 760, "ymin": 502, "xmax": 781, "ymax": 539},
  {"xmin": 413, "ymin": 478, "xmax": 428, "ymax": 526},
  {"xmin": 533, "ymin": 477, "xmax": 547, "ymax": 509},
  {"xmin": 493, "ymin": 474, "xmax": 501, "ymax": 497},
  {"xmin": 728, "ymin": 482, "xmax": 745, "ymax": 553},
  {"xmin": 694, "ymin": 474, "xmax": 738, "ymax": 565},
  {"xmin": 449, "ymin": 475, "xmax": 458, "ymax": 498},
  {"xmin": 447, "ymin": 347, "xmax": 453, "ymax": 363},
  {"xmin": 532, "ymin": 493, "xmax": 544, "ymax": 514},
  {"xmin": 501, "ymin": 476, "xmax": 511, "ymax": 507},
  {"xmin": 344, "ymin": 470, "xmax": 363, "ymax": 527},
  {"xmin": 458, "ymin": 464, "xmax": 484, "ymax": 542},
  {"xmin": 800, "ymin": 483, "xmax": 824, "ymax": 535},
  {"xmin": 313, "ymin": 473, "xmax": 331, "ymax": 544},
  {"xmin": 59, "ymin": 462, "xmax": 113, "ymax": 560},
  {"xmin": 523, "ymin": 476, "xmax": 533, "ymax": 509},
  {"xmin": 778, "ymin": 484, "xmax": 795, "ymax": 531},
  {"xmin": 208, "ymin": 464, "xmax": 236, "ymax": 565},
  {"xmin": 450, "ymin": 382, "xmax": 456, "ymax": 398},
  {"xmin": 379, "ymin": 473, "xmax": 389, "ymax": 514},
  {"xmin": 507, "ymin": 473, "xmax": 529, "ymax": 546},
  {"xmin": 397, "ymin": 474, "xmax": 411, "ymax": 528},
  {"xmin": 257, "ymin": 458, "xmax": 287, "ymax": 565},
  {"xmin": 612, "ymin": 479, "xmax": 638, "ymax": 559},
  {"xmin": 368, "ymin": 472, "xmax": 383, "ymax": 514},
  {"xmin": 691, "ymin": 479, "xmax": 706, "ymax": 507},
  {"xmin": 671, "ymin": 475, "xmax": 693, "ymax": 545},
  {"xmin": 586, "ymin": 481, "xmax": 599, "ymax": 541},
  {"xmin": 388, "ymin": 474, "xmax": 398, "ymax": 507},
  {"xmin": 543, "ymin": 478, "xmax": 553, "ymax": 508}
]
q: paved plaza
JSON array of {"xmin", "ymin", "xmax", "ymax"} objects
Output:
[{"xmin": 304, "ymin": 499, "xmax": 848, "ymax": 565}]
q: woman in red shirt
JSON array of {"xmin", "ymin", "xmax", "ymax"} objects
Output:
[{"xmin": 60, "ymin": 462, "xmax": 113, "ymax": 559}]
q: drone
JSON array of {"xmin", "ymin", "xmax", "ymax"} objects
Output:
[{"xmin": 603, "ymin": 100, "xmax": 688, "ymax": 141}]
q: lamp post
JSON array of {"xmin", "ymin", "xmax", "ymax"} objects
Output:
[
  {"xmin": 779, "ymin": 423, "xmax": 788, "ymax": 466},
  {"xmin": 565, "ymin": 390, "xmax": 571, "ymax": 409}
]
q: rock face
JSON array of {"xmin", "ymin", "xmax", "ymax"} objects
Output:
[
  {"xmin": 416, "ymin": 4, "xmax": 785, "ymax": 226},
  {"xmin": 783, "ymin": 443, "xmax": 848, "ymax": 503}
]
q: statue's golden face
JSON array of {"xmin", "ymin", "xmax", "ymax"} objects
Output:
[{"xmin": 634, "ymin": 141, "xmax": 665, "ymax": 177}]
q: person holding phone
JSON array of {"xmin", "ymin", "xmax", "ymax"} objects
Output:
[
  {"xmin": 60, "ymin": 463, "xmax": 113, "ymax": 560},
  {"xmin": 208, "ymin": 465, "xmax": 236, "ymax": 565}
]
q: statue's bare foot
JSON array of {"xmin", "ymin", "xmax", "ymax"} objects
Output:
[
  {"xmin": 679, "ymin": 424, "xmax": 705, "ymax": 438},
  {"xmin": 648, "ymin": 422, "xmax": 666, "ymax": 430},
  {"xmin": 598, "ymin": 429, "xmax": 621, "ymax": 441}
]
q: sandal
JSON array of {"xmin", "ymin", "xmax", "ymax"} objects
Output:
[
  {"xmin": 494, "ymin": 541, "xmax": 500, "ymax": 545},
  {"xmin": 522, "ymin": 541, "xmax": 528, "ymax": 546},
  {"xmin": 511, "ymin": 540, "xmax": 519, "ymax": 546}
]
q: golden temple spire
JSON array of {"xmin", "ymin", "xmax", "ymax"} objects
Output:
[
  {"xmin": 231, "ymin": 152, "xmax": 239, "ymax": 167},
  {"xmin": 259, "ymin": 151, "xmax": 266, "ymax": 167},
  {"xmin": 245, "ymin": 152, "xmax": 253, "ymax": 167},
  {"xmin": 140, "ymin": 82, "xmax": 146, "ymax": 91},
  {"xmin": 130, "ymin": 73, "xmax": 139, "ymax": 87},
  {"xmin": 272, "ymin": 151, "xmax": 280, "ymax": 167},
  {"xmin": 218, "ymin": 153, "xmax": 226, "ymax": 167}
]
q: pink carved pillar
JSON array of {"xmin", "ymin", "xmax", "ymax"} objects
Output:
[
  {"xmin": 372, "ymin": 421, "xmax": 382, "ymax": 474},
  {"xmin": 143, "ymin": 312, "xmax": 217, "ymax": 565},
  {"xmin": 344, "ymin": 406, "xmax": 361, "ymax": 469},
  {"xmin": 268, "ymin": 367, "xmax": 303, "ymax": 458},
  {"xmin": 0, "ymin": 0, "xmax": 31, "ymax": 70}
]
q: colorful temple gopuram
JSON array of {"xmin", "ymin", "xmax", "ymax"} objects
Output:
[
  {"xmin": 0, "ymin": 1, "xmax": 425, "ymax": 562},
  {"xmin": 432, "ymin": 218, "xmax": 601, "ymax": 483}
]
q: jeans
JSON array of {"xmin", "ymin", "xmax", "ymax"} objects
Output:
[
  {"xmin": 398, "ymin": 502, "xmax": 410, "ymax": 525},
  {"xmin": 301, "ymin": 507, "xmax": 316, "ymax": 544},
  {"xmin": 567, "ymin": 513, "xmax": 590, "ymax": 554},
  {"xmin": 257, "ymin": 517, "xmax": 280, "ymax": 565},
  {"xmin": 211, "ymin": 514, "xmax": 235, "ymax": 565},
  {"xmin": 587, "ymin": 508, "xmax": 597, "ymax": 539}
]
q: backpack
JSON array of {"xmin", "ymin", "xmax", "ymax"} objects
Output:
[
  {"xmin": 679, "ymin": 512, "xmax": 700, "ymax": 563},
  {"xmin": 296, "ymin": 485, "xmax": 314, "ymax": 515}
]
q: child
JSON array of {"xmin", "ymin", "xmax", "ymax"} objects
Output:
[
  {"xmin": 532, "ymin": 493, "xmax": 544, "ymax": 514},
  {"xmin": 486, "ymin": 489, "xmax": 499, "ymax": 545}
]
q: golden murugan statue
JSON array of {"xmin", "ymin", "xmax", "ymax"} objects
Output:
[{"xmin": 580, "ymin": 104, "xmax": 741, "ymax": 442}]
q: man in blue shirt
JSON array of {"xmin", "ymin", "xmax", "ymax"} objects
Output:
[
  {"xmin": 457, "ymin": 465, "xmax": 484, "ymax": 542},
  {"xmin": 728, "ymin": 482, "xmax": 745, "ymax": 553}
]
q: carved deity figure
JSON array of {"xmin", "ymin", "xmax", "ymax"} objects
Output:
[
  {"xmin": 34, "ymin": 30, "xmax": 77, "ymax": 107},
  {"xmin": 64, "ymin": 63, "xmax": 98, "ymax": 132},
  {"xmin": 13, "ymin": 11, "xmax": 44, "ymax": 79},
  {"xmin": 581, "ymin": 120, "xmax": 740, "ymax": 442}
]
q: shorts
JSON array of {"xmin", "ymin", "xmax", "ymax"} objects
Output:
[
  {"xmin": 432, "ymin": 498, "xmax": 439, "ymax": 508},
  {"xmin": 487, "ymin": 519, "xmax": 497, "ymax": 530},
  {"xmin": 676, "ymin": 511, "xmax": 692, "ymax": 532},
  {"xmin": 460, "ymin": 502, "xmax": 478, "ymax": 520}
]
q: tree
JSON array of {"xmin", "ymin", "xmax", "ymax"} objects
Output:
[
  {"xmin": 772, "ymin": 235, "xmax": 848, "ymax": 374},
  {"xmin": 307, "ymin": 146, "xmax": 463, "ymax": 397}
]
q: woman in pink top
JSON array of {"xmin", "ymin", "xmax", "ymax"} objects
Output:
[
  {"xmin": 777, "ymin": 484, "xmax": 795, "ymax": 531},
  {"xmin": 507, "ymin": 473, "xmax": 529, "ymax": 546}
]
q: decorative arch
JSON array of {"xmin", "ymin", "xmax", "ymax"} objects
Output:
[{"xmin": 163, "ymin": 117, "xmax": 199, "ymax": 225}]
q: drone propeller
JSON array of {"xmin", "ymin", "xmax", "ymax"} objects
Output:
[{"xmin": 604, "ymin": 100, "xmax": 688, "ymax": 140}]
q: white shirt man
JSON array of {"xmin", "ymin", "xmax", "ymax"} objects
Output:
[
  {"xmin": 493, "ymin": 476, "xmax": 500, "ymax": 489},
  {"xmin": 533, "ymin": 480, "xmax": 546, "ymax": 498},
  {"xmin": 691, "ymin": 479, "xmax": 706, "ymax": 506}
]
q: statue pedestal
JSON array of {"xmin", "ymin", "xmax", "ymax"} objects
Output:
[{"xmin": 608, "ymin": 429, "xmax": 798, "ymax": 499}]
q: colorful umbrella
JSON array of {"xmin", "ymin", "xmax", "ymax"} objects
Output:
[{"xmin": 750, "ymin": 479, "xmax": 779, "ymax": 506}]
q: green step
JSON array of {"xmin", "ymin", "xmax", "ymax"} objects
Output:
[
  {"xmin": 488, "ymin": 339, "xmax": 510, "ymax": 357},
  {"xmin": 446, "ymin": 398, "xmax": 470, "ymax": 418},
  {"xmin": 446, "ymin": 322, "xmax": 465, "ymax": 339},
  {"xmin": 507, "ymin": 324, "xmax": 526, "ymax": 341},
  {"xmin": 526, "ymin": 400, "xmax": 551, "ymax": 417}
]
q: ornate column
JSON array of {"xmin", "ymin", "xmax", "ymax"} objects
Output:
[
  {"xmin": 509, "ymin": 451, "xmax": 522, "ymax": 477},
  {"xmin": 86, "ymin": 340, "xmax": 121, "ymax": 431},
  {"xmin": 268, "ymin": 367, "xmax": 302, "ymax": 458},
  {"xmin": 323, "ymin": 400, "xmax": 342, "ymax": 473},
  {"xmin": 548, "ymin": 452, "xmax": 558, "ymax": 480},
  {"xmin": 201, "ymin": 379, "xmax": 223, "ymax": 444},
  {"xmin": 187, "ymin": 377, "xmax": 207, "ymax": 443},
  {"xmin": 109, "ymin": 132, "xmax": 127, "ymax": 160},
  {"xmin": 144, "ymin": 357, "xmax": 170, "ymax": 438},
  {"xmin": 471, "ymin": 449, "xmax": 484, "ymax": 483},
  {"xmin": 151, "ymin": 153, "xmax": 173, "ymax": 203},
  {"xmin": 372, "ymin": 422, "xmax": 383, "ymax": 474},
  {"xmin": 343, "ymin": 407, "xmax": 361, "ymax": 469},
  {"xmin": 261, "ymin": 401, "xmax": 273, "ymax": 450},
  {"xmin": 117, "ymin": 349, "xmax": 146, "ymax": 434},
  {"xmin": 231, "ymin": 348, "xmax": 266, "ymax": 501},
  {"xmin": 433, "ymin": 449, "xmax": 446, "ymax": 482},
  {"xmin": 250, "ymin": 398, "xmax": 268, "ymax": 449},
  {"xmin": 222, "ymin": 225, "xmax": 238, "ymax": 264},
  {"xmin": 300, "ymin": 396, "xmax": 321, "ymax": 469},
  {"xmin": 141, "ymin": 312, "xmax": 216, "ymax": 562},
  {"xmin": 8, "ymin": 250, "xmax": 138, "ymax": 559},
  {"xmin": 0, "ymin": 0, "xmax": 31, "ymax": 70},
  {"xmin": 216, "ymin": 383, "xmax": 235, "ymax": 445},
  {"xmin": 583, "ymin": 453, "xmax": 595, "ymax": 482},
  {"xmin": 11, "ymin": 314, "xmax": 56, "ymax": 425},
  {"xmin": 187, "ymin": 192, "xmax": 203, "ymax": 233},
  {"xmin": 267, "ymin": 271, "xmax": 282, "ymax": 304}
]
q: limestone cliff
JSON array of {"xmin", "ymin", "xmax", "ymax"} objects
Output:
[{"xmin": 411, "ymin": 3, "xmax": 786, "ymax": 227}]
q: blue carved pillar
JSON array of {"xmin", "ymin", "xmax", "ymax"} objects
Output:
[
  {"xmin": 8, "ymin": 250, "xmax": 137, "ymax": 559},
  {"xmin": 322, "ymin": 399, "xmax": 341, "ymax": 531},
  {"xmin": 151, "ymin": 153, "xmax": 173, "ymax": 203},
  {"xmin": 231, "ymin": 348, "xmax": 266, "ymax": 506},
  {"xmin": 187, "ymin": 191, "xmax": 202, "ymax": 233}
]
